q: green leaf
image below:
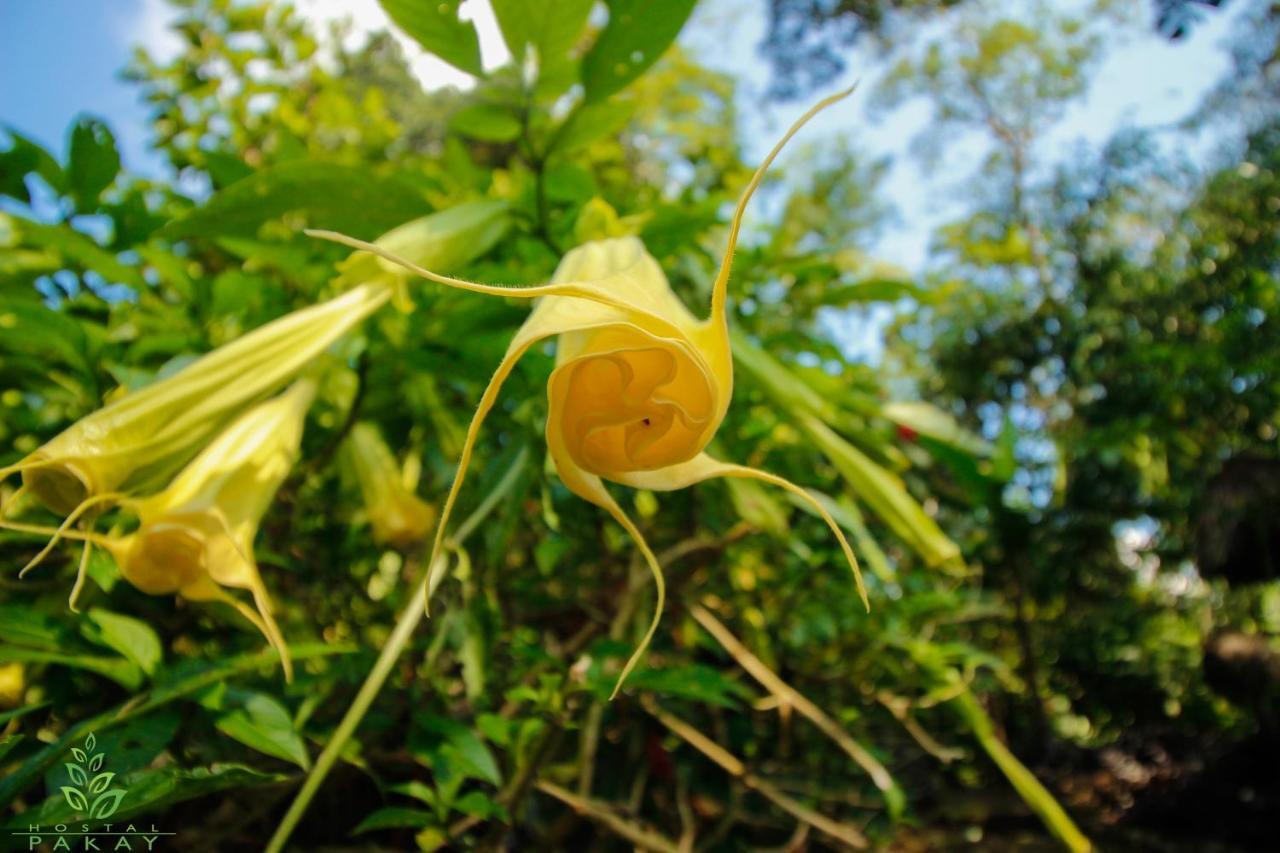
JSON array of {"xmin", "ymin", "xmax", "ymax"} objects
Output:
[
  {"xmin": 60, "ymin": 786, "xmax": 87, "ymax": 812},
  {"xmin": 388, "ymin": 780, "xmax": 436, "ymax": 806},
  {"xmin": 89, "ymin": 788, "xmax": 125, "ymax": 819},
  {"xmin": 412, "ymin": 717, "xmax": 502, "ymax": 786},
  {"xmin": 65, "ymin": 763, "xmax": 87, "ymax": 786},
  {"xmin": 882, "ymin": 400, "xmax": 992, "ymax": 457},
  {"xmin": 83, "ymin": 609, "xmax": 163, "ymax": 677},
  {"xmin": 4, "ymin": 212, "xmax": 147, "ymax": 288},
  {"xmin": 379, "ymin": 0, "xmax": 482, "ymax": 76},
  {"xmin": 0, "ymin": 127, "xmax": 64, "ymax": 202},
  {"xmin": 214, "ymin": 692, "xmax": 311, "ymax": 769},
  {"xmin": 71, "ymin": 748, "xmax": 86, "ymax": 764},
  {"xmin": 351, "ymin": 806, "xmax": 434, "ymax": 835},
  {"xmin": 450, "ymin": 104, "xmax": 522, "ymax": 142},
  {"xmin": 67, "ymin": 117, "xmax": 119, "ymax": 209},
  {"xmin": 581, "ymin": 0, "xmax": 698, "ymax": 102},
  {"xmin": 491, "ymin": 0, "xmax": 592, "ymax": 72},
  {"xmin": 162, "ymin": 162, "xmax": 432, "ymax": 242},
  {"xmin": 88, "ymin": 771, "xmax": 115, "ymax": 795}
]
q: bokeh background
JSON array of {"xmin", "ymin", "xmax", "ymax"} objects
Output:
[{"xmin": 1, "ymin": 0, "xmax": 1277, "ymax": 850}]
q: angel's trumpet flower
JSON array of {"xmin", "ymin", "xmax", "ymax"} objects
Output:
[
  {"xmin": 308, "ymin": 87, "xmax": 866, "ymax": 695},
  {"xmin": 1, "ymin": 283, "xmax": 391, "ymax": 587},
  {"xmin": 1, "ymin": 283, "xmax": 391, "ymax": 516},
  {"xmin": 102, "ymin": 379, "xmax": 317, "ymax": 680},
  {"xmin": 339, "ymin": 421, "xmax": 436, "ymax": 548}
]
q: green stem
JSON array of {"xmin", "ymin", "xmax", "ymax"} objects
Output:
[
  {"xmin": 265, "ymin": 446, "xmax": 530, "ymax": 853},
  {"xmin": 949, "ymin": 687, "xmax": 1091, "ymax": 853}
]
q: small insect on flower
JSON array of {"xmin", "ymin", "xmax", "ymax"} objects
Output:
[
  {"xmin": 339, "ymin": 421, "xmax": 437, "ymax": 549},
  {"xmin": 0, "ymin": 284, "xmax": 393, "ymax": 589},
  {"xmin": 92, "ymin": 379, "xmax": 318, "ymax": 680},
  {"xmin": 308, "ymin": 87, "xmax": 866, "ymax": 695}
]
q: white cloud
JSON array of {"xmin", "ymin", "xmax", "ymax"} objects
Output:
[
  {"xmin": 120, "ymin": 0, "xmax": 183, "ymax": 64},
  {"xmin": 295, "ymin": 0, "xmax": 510, "ymax": 90}
]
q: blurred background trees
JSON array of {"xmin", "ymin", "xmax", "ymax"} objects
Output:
[{"xmin": 1, "ymin": 0, "xmax": 1277, "ymax": 849}]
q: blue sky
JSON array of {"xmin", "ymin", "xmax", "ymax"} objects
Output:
[{"xmin": 1, "ymin": 0, "xmax": 1252, "ymax": 285}]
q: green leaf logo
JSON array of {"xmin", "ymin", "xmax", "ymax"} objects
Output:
[
  {"xmin": 90, "ymin": 789, "xmax": 125, "ymax": 819},
  {"xmin": 60, "ymin": 732, "xmax": 126, "ymax": 819},
  {"xmin": 60, "ymin": 786, "xmax": 88, "ymax": 811}
]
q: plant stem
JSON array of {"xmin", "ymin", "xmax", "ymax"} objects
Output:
[
  {"xmin": 949, "ymin": 684, "xmax": 1091, "ymax": 853},
  {"xmin": 265, "ymin": 446, "xmax": 529, "ymax": 853}
]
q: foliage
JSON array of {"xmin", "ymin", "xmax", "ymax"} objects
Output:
[{"xmin": 1, "ymin": 0, "xmax": 1276, "ymax": 850}]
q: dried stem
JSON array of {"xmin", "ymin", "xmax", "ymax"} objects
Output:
[
  {"xmin": 643, "ymin": 697, "xmax": 868, "ymax": 850},
  {"xmin": 690, "ymin": 604, "xmax": 901, "ymax": 809}
]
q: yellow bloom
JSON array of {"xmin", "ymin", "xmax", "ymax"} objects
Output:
[
  {"xmin": 99, "ymin": 379, "xmax": 319, "ymax": 680},
  {"xmin": 309, "ymin": 88, "xmax": 865, "ymax": 694},
  {"xmin": 1, "ymin": 283, "xmax": 391, "ymax": 517},
  {"xmin": 339, "ymin": 421, "xmax": 436, "ymax": 548}
]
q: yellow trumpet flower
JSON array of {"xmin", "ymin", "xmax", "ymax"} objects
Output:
[
  {"xmin": 308, "ymin": 87, "xmax": 865, "ymax": 695},
  {"xmin": 339, "ymin": 421, "xmax": 436, "ymax": 548},
  {"xmin": 104, "ymin": 378, "xmax": 317, "ymax": 680},
  {"xmin": 1, "ymin": 283, "xmax": 391, "ymax": 598},
  {"xmin": 1, "ymin": 283, "xmax": 391, "ymax": 517}
]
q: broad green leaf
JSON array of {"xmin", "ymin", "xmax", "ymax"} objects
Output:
[
  {"xmin": 3, "ymin": 212, "xmax": 146, "ymax": 288},
  {"xmin": 388, "ymin": 780, "xmax": 437, "ymax": 806},
  {"xmin": 491, "ymin": 0, "xmax": 592, "ymax": 72},
  {"xmin": 352, "ymin": 806, "xmax": 434, "ymax": 835},
  {"xmin": 412, "ymin": 717, "xmax": 502, "ymax": 786},
  {"xmin": 83, "ymin": 609, "xmax": 163, "ymax": 677},
  {"xmin": 0, "ymin": 127, "xmax": 64, "ymax": 201},
  {"xmin": 214, "ymin": 692, "xmax": 311, "ymax": 769},
  {"xmin": 450, "ymin": 103, "xmax": 522, "ymax": 142},
  {"xmin": 581, "ymin": 0, "xmax": 699, "ymax": 102},
  {"xmin": 379, "ymin": 0, "xmax": 482, "ymax": 76},
  {"xmin": 163, "ymin": 162, "xmax": 431, "ymax": 241},
  {"xmin": 67, "ymin": 117, "xmax": 119, "ymax": 210},
  {"xmin": 882, "ymin": 400, "xmax": 992, "ymax": 457},
  {"xmin": 0, "ymin": 297, "xmax": 97, "ymax": 383},
  {"xmin": 336, "ymin": 199, "xmax": 510, "ymax": 286}
]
